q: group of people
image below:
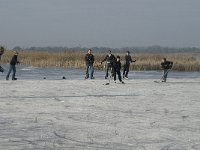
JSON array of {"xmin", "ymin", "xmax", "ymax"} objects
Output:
[
  {"xmin": 85, "ymin": 49, "xmax": 173, "ymax": 83},
  {"xmin": 0, "ymin": 47, "xmax": 173, "ymax": 82},
  {"xmin": 85, "ymin": 49, "xmax": 136, "ymax": 84}
]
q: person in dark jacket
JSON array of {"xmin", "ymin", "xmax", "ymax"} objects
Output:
[
  {"xmin": 0, "ymin": 46, "xmax": 5, "ymax": 72},
  {"xmin": 161, "ymin": 58, "xmax": 173, "ymax": 82},
  {"xmin": 113, "ymin": 56, "xmax": 124, "ymax": 84},
  {"xmin": 123, "ymin": 51, "xmax": 136, "ymax": 79},
  {"xmin": 0, "ymin": 46, "xmax": 5, "ymax": 59},
  {"xmin": 85, "ymin": 49, "xmax": 94, "ymax": 79},
  {"xmin": 6, "ymin": 51, "xmax": 20, "ymax": 80},
  {"xmin": 101, "ymin": 50, "xmax": 116, "ymax": 79}
]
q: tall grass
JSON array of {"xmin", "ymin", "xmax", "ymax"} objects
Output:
[{"xmin": 1, "ymin": 50, "xmax": 200, "ymax": 71}]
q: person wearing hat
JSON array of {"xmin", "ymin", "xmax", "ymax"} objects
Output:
[
  {"xmin": 0, "ymin": 46, "xmax": 5, "ymax": 72},
  {"xmin": 6, "ymin": 51, "xmax": 20, "ymax": 80},
  {"xmin": 123, "ymin": 51, "xmax": 136, "ymax": 79},
  {"xmin": 85, "ymin": 49, "xmax": 95, "ymax": 79},
  {"xmin": 101, "ymin": 50, "xmax": 116, "ymax": 79}
]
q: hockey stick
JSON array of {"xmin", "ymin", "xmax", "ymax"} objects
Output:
[{"xmin": 154, "ymin": 69, "xmax": 171, "ymax": 83}]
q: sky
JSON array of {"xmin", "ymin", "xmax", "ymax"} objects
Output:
[{"xmin": 0, "ymin": 0, "xmax": 200, "ymax": 49}]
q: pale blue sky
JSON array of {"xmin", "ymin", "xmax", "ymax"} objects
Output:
[{"xmin": 0, "ymin": 0, "xmax": 200, "ymax": 49}]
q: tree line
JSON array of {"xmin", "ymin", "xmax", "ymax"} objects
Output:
[{"xmin": 12, "ymin": 45, "xmax": 200, "ymax": 53}]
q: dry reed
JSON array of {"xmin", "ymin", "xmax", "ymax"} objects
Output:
[{"xmin": 1, "ymin": 50, "xmax": 200, "ymax": 71}]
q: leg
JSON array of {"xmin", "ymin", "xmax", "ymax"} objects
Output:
[
  {"xmin": 125, "ymin": 64, "xmax": 130, "ymax": 78},
  {"xmin": 117, "ymin": 70, "xmax": 124, "ymax": 83},
  {"xmin": 6, "ymin": 65, "xmax": 13, "ymax": 80},
  {"xmin": 163, "ymin": 69, "xmax": 168, "ymax": 82},
  {"xmin": 90, "ymin": 65, "xmax": 94, "ymax": 79},
  {"xmin": 123, "ymin": 64, "xmax": 126, "ymax": 78},
  {"xmin": 117, "ymin": 70, "xmax": 122, "ymax": 82},
  {"xmin": 111, "ymin": 66, "xmax": 114, "ymax": 77},
  {"xmin": 12, "ymin": 65, "xmax": 16, "ymax": 80},
  {"xmin": 105, "ymin": 64, "xmax": 109, "ymax": 79},
  {"xmin": 85, "ymin": 64, "xmax": 89, "ymax": 79},
  {"xmin": 113, "ymin": 68, "xmax": 117, "ymax": 81}
]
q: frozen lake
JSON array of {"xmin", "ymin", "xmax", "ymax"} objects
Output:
[
  {"xmin": 0, "ymin": 65, "xmax": 200, "ymax": 80},
  {"xmin": 0, "ymin": 66, "xmax": 200, "ymax": 150}
]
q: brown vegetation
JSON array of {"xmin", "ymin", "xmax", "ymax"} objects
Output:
[{"xmin": 2, "ymin": 50, "xmax": 200, "ymax": 71}]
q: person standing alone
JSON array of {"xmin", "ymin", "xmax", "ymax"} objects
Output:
[
  {"xmin": 6, "ymin": 51, "xmax": 20, "ymax": 80},
  {"xmin": 85, "ymin": 49, "xmax": 95, "ymax": 79},
  {"xmin": 161, "ymin": 58, "xmax": 173, "ymax": 82},
  {"xmin": 123, "ymin": 51, "xmax": 136, "ymax": 79}
]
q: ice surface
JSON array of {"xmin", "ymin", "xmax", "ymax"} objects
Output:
[{"xmin": 0, "ymin": 67, "xmax": 200, "ymax": 150}]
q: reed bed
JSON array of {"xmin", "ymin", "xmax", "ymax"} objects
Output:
[{"xmin": 1, "ymin": 50, "xmax": 200, "ymax": 71}]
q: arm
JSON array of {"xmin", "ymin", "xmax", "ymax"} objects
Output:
[
  {"xmin": 91, "ymin": 55, "xmax": 94, "ymax": 64},
  {"xmin": 161, "ymin": 62, "xmax": 165, "ymax": 69},
  {"xmin": 90, "ymin": 54, "xmax": 94, "ymax": 64},
  {"xmin": 85, "ymin": 54, "xmax": 89, "ymax": 63},
  {"xmin": 101, "ymin": 55, "xmax": 108, "ymax": 63},
  {"xmin": 119, "ymin": 62, "xmax": 122, "ymax": 70},
  {"xmin": 16, "ymin": 56, "xmax": 20, "ymax": 64},
  {"xmin": 169, "ymin": 61, "xmax": 173, "ymax": 69},
  {"xmin": 130, "ymin": 56, "xmax": 136, "ymax": 62},
  {"xmin": 131, "ymin": 58, "xmax": 136, "ymax": 63}
]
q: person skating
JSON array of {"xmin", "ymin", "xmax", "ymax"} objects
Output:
[
  {"xmin": 161, "ymin": 58, "xmax": 173, "ymax": 82},
  {"xmin": 101, "ymin": 50, "xmax": 116, "ymax": 79},
  {"xmin": 6, "ymin": 51, "xmax": 20, "ymax": 80},
  {"xmin": 0, "ymin": 46, "xmax": 5, "ymax": 72},
  {"xmin": 85, "ymin": 49, "xmax": 94, "ymax": 79},
  {"xmin": 113, "ymin": 56, "xmax": 124, "ymax": 84},
  {"xmin": 123, "ymin": 51, "xmax": 136, "ymax": 79}
]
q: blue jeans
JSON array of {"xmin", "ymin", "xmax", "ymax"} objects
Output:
[
  {"xmin": 6, "ymin": 65, "xmax": 16, "ymax": 79},
  {"xmin": 85, "ymin": 64, "xmax": 94, "ymax": 79},
  {"xmin": 163, "ymin": 69, "xmax": 168, "ymax": 81}
]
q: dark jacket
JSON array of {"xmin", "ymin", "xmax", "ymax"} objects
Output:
[
  {"xmin": 0, "ymin": 51, "xmax": 3, "ymax": 61},
  {"xmin": 10, "ymin": 55, "xmax": 19, "ymax": 66},
  {"xmin": 102, "ymin": 54, "xmax": 116, "ymax": 65},
  {"xmin": 0, "ymin": 53, "xmax": 3, "ymax": 57},
  {"xmin": 124, "ymin": 55, "xmax": 135, "ymax": 65},
  {"xmin": 114, "ymin": 60, "xmax": 122, "ymax": 71},
  {"xmin": 85, "ymin": 53, "xmax": 94, "ymax": 65},
  {"xmin": 161, "ymin": 61, "xmax": 173, "ymax": 70}
]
